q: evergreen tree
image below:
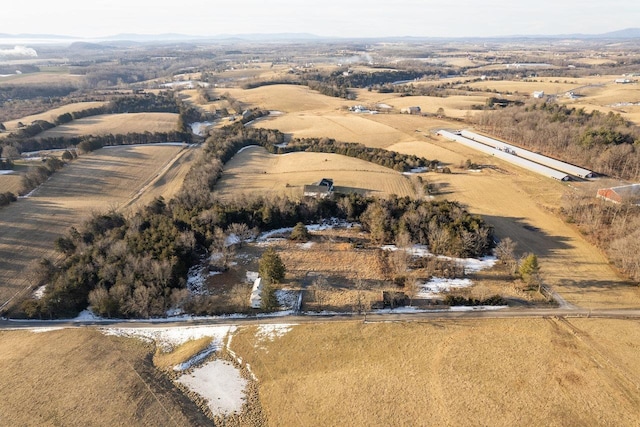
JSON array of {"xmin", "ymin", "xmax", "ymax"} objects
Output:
[{"xmin": 259, "ymin": 248, "xmax": 286, "ymax": 284}]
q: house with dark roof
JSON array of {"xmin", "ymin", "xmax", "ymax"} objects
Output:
[{"xmin": 303, "ymin": 178, "xmax": 334, "ymax": 198}]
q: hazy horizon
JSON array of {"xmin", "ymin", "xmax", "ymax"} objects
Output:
[{"xmin": 4, "ymin": 0, "xmax": 640, "ymax": 40}]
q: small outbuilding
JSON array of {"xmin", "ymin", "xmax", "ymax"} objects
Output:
[
  {"xmin": 597, "ymin": 184, "xmax": 640, "ymax": 205},
  {"xmin": 401, "ymin": 106, "xmax": 421, "ymax": 115}
]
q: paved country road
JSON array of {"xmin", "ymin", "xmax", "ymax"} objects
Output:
[{"xmin": 2, "ymin": 307, "xmax": 639, "ymax": 330}]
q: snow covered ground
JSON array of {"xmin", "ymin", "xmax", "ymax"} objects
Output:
[
  {"xmin": 190, "ymin": 121, "xmax": 214, "ymax": 137},
  {"xmin": 177, "ymin": 360, "xmax": 248, "ymax": 416},
  {"xmin": 100, "ymin": 325, "xmax": 234, "ymax": 352},
  {"xmin": 417, "ymin": 277, "xmax": 473, "ymax": 298}
]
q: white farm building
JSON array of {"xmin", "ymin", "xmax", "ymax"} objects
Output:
[{"xmin": 437, "ymin": 130, "xmax": 597, "ymax": 181}]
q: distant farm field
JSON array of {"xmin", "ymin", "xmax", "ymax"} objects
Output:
[
  {"xmin": 0, "ymin": 144, "xmax": 192, "ymax": 309},
  {"xmin": 0, "ymin": 72, "xmax": 85, "ymax": 86},
  {"xmin": 37, "ymin": 112, "xmax": 179, "ymax": 138},
  {"xmin": 215, "ymin": 146, "xmax": 416, "ymax": 200},
  {"xmin": 231, "ymin": 318, "xmax": 640, "ymax": 426},
  {"xmin": 223, "ymin": 85, "xmax": 347, "ymax": 112},
  {"xmin": 2, "ymin": 101, "xmax": 107, "ymax": 133}
]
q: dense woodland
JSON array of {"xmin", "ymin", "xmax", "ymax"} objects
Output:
[{"xmin": 25, "ymin": 123, "xmax": 493, "ymax": 319}]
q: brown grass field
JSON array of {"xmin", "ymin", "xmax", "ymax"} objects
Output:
[
  {"xmin": 1, "ymin": 101, "xmax": 107, "ymax": 133},
  {"xmin": 215, "ymin": 146, "xmax": 416, "ymax": 200},
  {"xmin": 37, "ymin": 112, "xmax": 179, "ymax": 138},
  {"xmin": 0, "ymin": 72, "xmax": 85, "ymax": 86},
  {"xmin": 0, "ymin": 329, "xmax": 211, "ymax": 426},
  {"xmin": 387, "ymin": 134, "xmax": 640, "ymax": 308},
  {"xmin": 0, "ymin": 144, "xmax": 194, "ymax": 309},
  {"xmin": 230, "ymin": 318, "xmax": 640, "ymax": 426},
  {"xmin": 229, "ymin": 82, "xmax": 640, "ymax": 308}
]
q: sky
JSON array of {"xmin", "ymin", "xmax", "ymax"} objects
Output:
[{"xmin": 3, "ymin": 0, "xmax": 640, "ymax": 39}]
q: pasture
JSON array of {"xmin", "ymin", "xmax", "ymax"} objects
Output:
[
  {"xmin": 0, "ymin": 144, "xmax": 192, "ymax": 309},
  {"xmin": 0, "ymin": 329, "xmax": 210, "ymax": 426},
  {"xmin": 37, "ymin": 112, "xmax": 179, "ymax": 138},
  {"xmin": 1, "ymin": 101, "xmax": 107, "ymax": 133},
  {"xmin": 231, "ymin": 318, "xmax": 640, "ymax": 426},
  {"xmin": 214, "ymin": 146, "xmax": 416, "ymax": 200}
]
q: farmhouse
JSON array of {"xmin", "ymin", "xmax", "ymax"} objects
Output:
[
  {"xmin": 597, "ymin": 184, "xmax": 640, "ymax": 205},
  {"xmin": 401, "ymin": 106, "xmax": 421, "ymax": 115},
  {"xmin": 303, "ymin": 178, "xmax": 334, "ymax": 198}
]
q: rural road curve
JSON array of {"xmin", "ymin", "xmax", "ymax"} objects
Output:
[{"xmin": 2, "ymin": 307, "xmax": 640, "ymax": 330}]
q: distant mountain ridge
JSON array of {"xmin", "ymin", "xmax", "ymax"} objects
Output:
[{"xmin": 1, "ymin": 28, "xmax": 639, "ymax": 43}]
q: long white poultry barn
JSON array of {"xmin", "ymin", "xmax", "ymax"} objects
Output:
[
  {"xmin": 460, "ymin": 130, "xmax": 595, "ymax": 178},
  {"xmin": 437, "ymin": 130, "xmax": 571, "ymax": 181}
]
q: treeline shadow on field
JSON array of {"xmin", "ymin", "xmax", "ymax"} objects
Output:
[{"xmin": 483, "ymin": 215, "xmax": 573, "ymax": 258}]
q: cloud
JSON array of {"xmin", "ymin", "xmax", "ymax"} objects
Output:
[{"xmin": 0, "ymin": 46, "xmax": 38, "ymax": 57}]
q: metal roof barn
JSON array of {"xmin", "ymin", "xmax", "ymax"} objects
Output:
[
  {"xmin": 437, "ymin": 130, "xmax": 570, "ymax": 181},
  {"xmin": 460, "ymin": 130, "xmax": 595, "ymax": 178}
]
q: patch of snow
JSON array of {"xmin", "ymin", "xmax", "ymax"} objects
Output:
[
  {"xmin": 402, "ymin": 166, "xmax": 429, "ymax": 175},
  {"xmin": 275, "ymin": 289, "xmax": 299, "ymax": 310},
  {"xmin": 298, "ymin": 241, "xmax": 314, "ymax": 249},
  {"xmin": 74, "ymin": 308, "xmax": 102, "ymax": 321},
  {"xmin": 269, "ymin": 110, "xmax": 284, "ymax": 116},
  {"xmin": 225, "ymin": 233, "xmax": 241, "ymax": 247},
  {"xmin": 190, "ymin": 121, "xmax": 214, "ymax": 136},
  {"xmin": 382, "ymin": 245, "xmax": 497, "ymax": 273},
  {"xmin": 29, "ymin": 327, "xmax": 65, "ymax": 333},
  {"xmin": 32, "ymin": 285, "xmax": 46, "ymax": 299},
  {"xmin": 255, "ymin": 324, "xmax": 294, "ymax": 343},
  {"xmin": 236, "ymin": 145, "xmax": 260, "ymax": 155},
  {"xmin": 173, "ymin": 346, "xmax": 217, "ymax": 371},
  {"xmin": 209, "ymin": 271, "xmax": 222, "ymax": 276},
  {"xmin": 187, "ymin": 263, "xmax": 209, "ymax": 295},
  {"xmin": 246, "ymin": 271, "xmax": 259, "ymax": 283},
  {"xmin": 0, "ymin": 170, "xmax": 15, "ymax": 175},
  {"xmin": 177, "ymin": 360, "xmax": 248, "ymax": 416},
  {"xmin": 417, "ymin": 277, "xmax": 473, "ymax": 298},
  {"xmin": 275, "ymin": 142, "xmax": 288, "ymax": 148},
  {"xmin": 376, "ymin": 103, "xmax": 392, "ymax": 109},
  {"xmin": 101, "ymin": 325, "xmax": 234, "ymax": 352}
]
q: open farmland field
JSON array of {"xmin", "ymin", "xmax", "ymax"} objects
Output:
[
  {"xmin": 0, "ymin": 172, "xmax": 24, "ymax": 195},
  {"xmin": 388, "ymin": 135, "xmax": 640, "ymax": 308},
  {"xmin": 37, "ymin": 112, "xmax": 178, "ymax": 138},
  {"xmin": 215, "ymin": 146, "xmax": 415, "ymax": 200},
  {"xmin": 0, "ymin": 144, "xmax": 191, "ymax": 309},
  {"xmin": 0, "ymin": 72, "xmax": 85, "ymax": 86},
  {"xmin": 231, "ymin": 318, "xmax": 640, "ymax": 427},
  {"xmin": 223, "ymin": 85, "xmax": 347, "ymax": 112},
  {"xmin": 0, "ymin": 329, "xmax": 210, "ymax": 426},
  {"xmin": 1, "ymin": 101, "xmax": 107, "ymax": 133},
  {"xmin": 253, "ymin": 112, "xmax": 410, "ymax": 148}
]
